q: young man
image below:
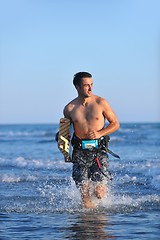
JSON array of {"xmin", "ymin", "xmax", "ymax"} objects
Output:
[{"xmin": 63, "ymin": 72, "xmax": 120, "ymax": 208}]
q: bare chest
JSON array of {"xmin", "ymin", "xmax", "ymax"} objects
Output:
[{"xmin": 71, "ymin": 103, "xmax": 103, "ymax": 122}]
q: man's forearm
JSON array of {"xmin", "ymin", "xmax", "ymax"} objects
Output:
[{"xmin": 99, "ymin": 121, "xmax": 120, "ymax": 137}]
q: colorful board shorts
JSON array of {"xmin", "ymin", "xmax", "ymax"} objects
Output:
[{"xmin": 72, "ymin": 149, "xmax": 109, "ymax": 188}]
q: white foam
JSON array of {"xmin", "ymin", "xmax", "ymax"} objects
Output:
[
  {"xmin": 26, "ymin": 175, "xmax": 37, "ymax": 181},
  {"xmin": 98, "ymin": 192, "xmax": 160, "ymax": 212},
  {"xmin": 15, "ymin": 156, "xmax": 28, "ymax": 167},
  {"xmin": 0, "ymin": 173, "xmax": 37, "ymax": 183},
  {"xmin": 14, "ymin": 156, "xmax": 71, "ymax": 170},
  {"xmin": 37, "ymin": 178, "xmax": 82, "ymax": 212},
  {"xmin": 1, "ymin": 174, "xmax": 21, "ymax": 183},
  {"xmin": 121, "ymin": 174, "xmax": 137, "ymax": 183},
  {"xmin": 0, "ymin": 130, "xmax": 47, "ymax": 137},
  {"xmin": 110, "ymin": 136, "xmax": 125, "ymax": 142}
]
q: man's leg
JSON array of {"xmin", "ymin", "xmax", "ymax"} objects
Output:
[
  {"xmin": 94, "ymin": 184, "xmax": 106, "ymax": 199},
  {"xmin": 92, "ymin": 152, "xmax": 108, "ymax": 200},
  {"xmin": 80, "ymin": 182, "xmax": 96, "ymax": 208}
]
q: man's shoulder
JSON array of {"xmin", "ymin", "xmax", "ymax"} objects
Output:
[
  {"xmin": 94, "ymin": 95, "xmax": 107, "ymax": 104},
  {"xmin": 64, "ymin": 98, "xmax": 77, "ymax": 110}
]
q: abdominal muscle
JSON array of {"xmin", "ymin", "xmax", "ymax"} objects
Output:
[{"xmin": 73, "ymin": 118, "xmax": 105, "ymax": 139}]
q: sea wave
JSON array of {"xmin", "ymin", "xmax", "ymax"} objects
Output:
[
  {"xmin": 0, "ymin": 130, "xmax": 56, "ymax": 138},
  {"xmin": 0, "ymin": 174, "xmax": 37, "ymax": 183},
  {"xmin": 0, "ymin": 156, "xmax": 72, "ymax": 170}
]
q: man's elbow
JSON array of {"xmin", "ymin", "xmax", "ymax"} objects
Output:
[{"xmin": 115, "ymin": 120, "xmax": 120, "ymax": 131}]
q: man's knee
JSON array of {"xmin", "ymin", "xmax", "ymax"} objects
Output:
[{"xmin": 94, "ymin": 184, "xmax": 106, "ymax": 199}]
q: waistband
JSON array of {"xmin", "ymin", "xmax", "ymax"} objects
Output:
[
  {"xmin": 71, "ymin": 133, "xmax": 120, "ymax": 159},
  {"xmin": 71, "ymin": 134, "xmax": 109, "ymax": 151}
]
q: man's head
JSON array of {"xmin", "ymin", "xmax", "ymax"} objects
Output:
[
  {"xmin": 73, "ymin": 72, "xmax": 92, "ymax": 87},
  {"xmin": 73, "ymin": 72, "xmax": 93, "ymax": 98}
]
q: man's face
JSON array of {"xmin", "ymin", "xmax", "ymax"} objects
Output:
[{"xmin": 77, "ymin": 77, "xmax": 93, "ymax": 97}]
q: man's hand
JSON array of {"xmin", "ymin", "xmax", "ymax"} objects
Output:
[{"xmin": 86, "ymin": 130, "xmax": 101, "ymax": 139}]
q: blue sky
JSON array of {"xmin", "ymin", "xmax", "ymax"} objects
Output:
[{"xmin": 0, "ymin": 0, "xmax": 159, "ymax": 124}]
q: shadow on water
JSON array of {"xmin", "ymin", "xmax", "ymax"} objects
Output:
[{"xmin": 63, "ymin": 212, "xmax": 116, "ymax": 240}]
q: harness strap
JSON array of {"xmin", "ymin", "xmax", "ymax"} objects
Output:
[
  {"xmin": 107, "ymin": 149, "xmax": 120, "ymax": 159},
  {"xmin": 95, "ymin": 157, "xmax": 101, "ymax": 168}
]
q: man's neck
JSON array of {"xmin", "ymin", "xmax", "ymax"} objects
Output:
[{"xmin": 78, "ymin": 96, "xmax": 93, "ymax": 106}]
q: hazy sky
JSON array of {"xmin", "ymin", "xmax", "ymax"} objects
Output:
[{"xmin": 0, "ymin": 0, "xmax": 159, "ymax": 124}]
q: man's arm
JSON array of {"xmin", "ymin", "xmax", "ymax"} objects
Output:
[
  {"xmin": 101, "ymin": 98, "xmax": 120, "ymax": 135},
  {"xmin": 63, "ymin": 104, "xmax": 72, "ymax": 122},
  {"xmin": 63, "ymin": 105, "xmax": 69, "ymax": 118}
]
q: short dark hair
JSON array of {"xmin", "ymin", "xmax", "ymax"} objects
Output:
[{"xmin": 73, "ymin": 72, "xmax": 92, "ymax": 87}]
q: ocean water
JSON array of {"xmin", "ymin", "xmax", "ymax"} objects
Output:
[{"xmin": 0, "ymin": 123, "xmax": 160, "ymax": 240}]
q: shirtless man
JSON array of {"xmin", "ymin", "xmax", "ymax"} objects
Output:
[{"xmin": 63, "ymin": 72, "xmax": 120, "ymax": 208}]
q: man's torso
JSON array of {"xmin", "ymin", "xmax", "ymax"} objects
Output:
[{"xmin": 67, "ymin": 95, "xmax": 105, "ymax": 139}]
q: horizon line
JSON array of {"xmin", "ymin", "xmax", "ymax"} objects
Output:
[{"xmin": 0, "ymin": 121, "xmax": 159, "ymax": 125}]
